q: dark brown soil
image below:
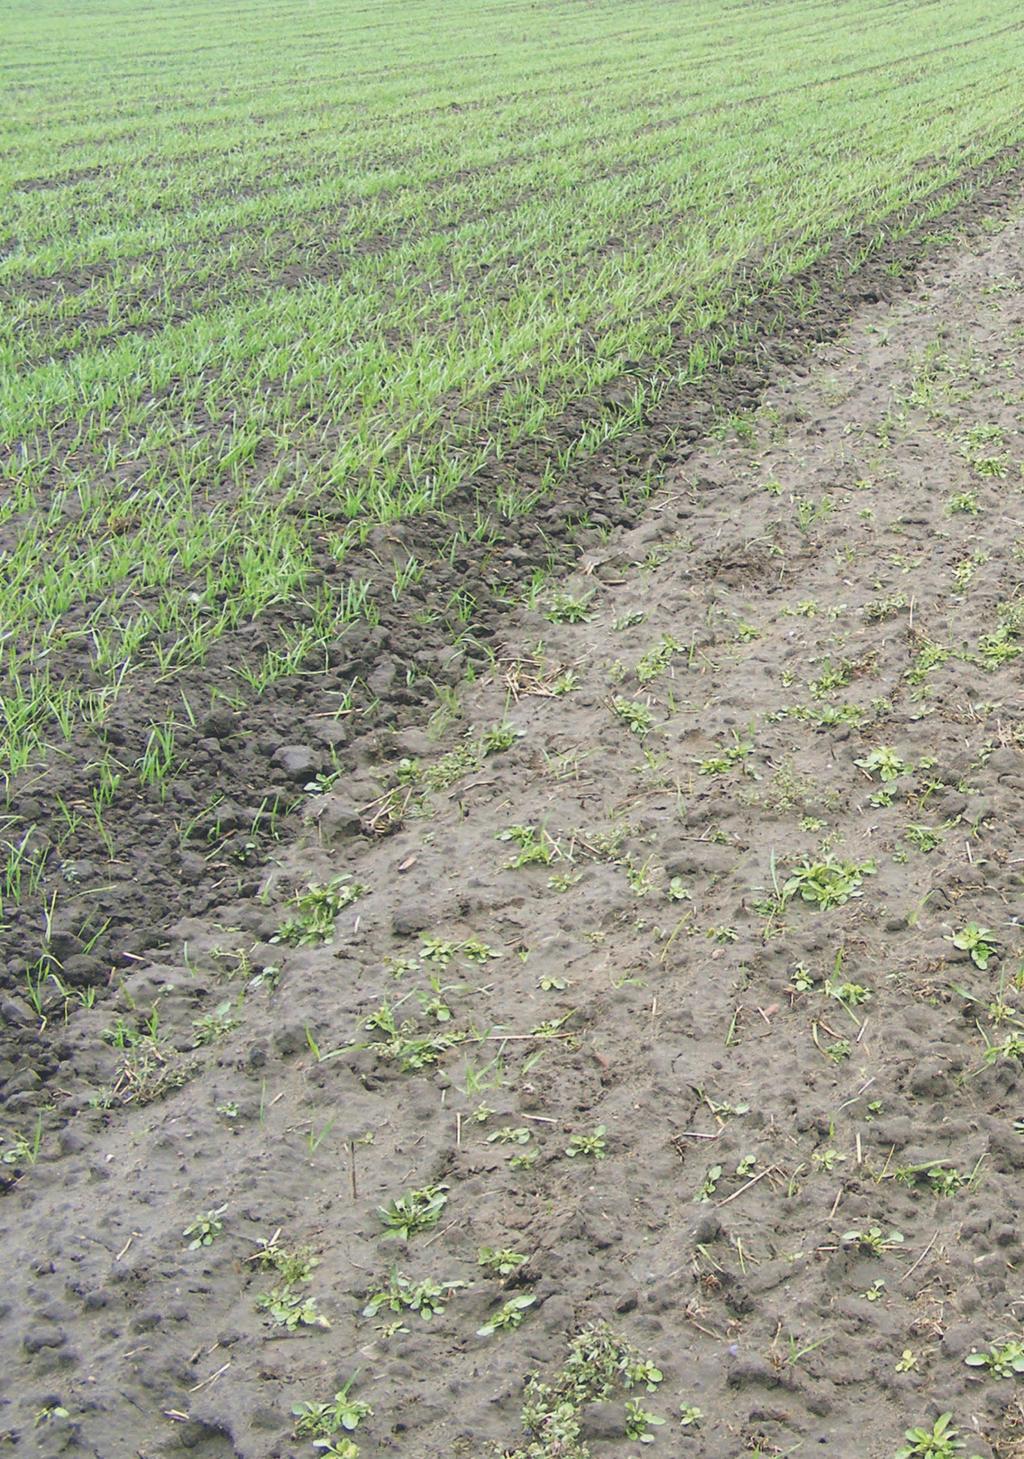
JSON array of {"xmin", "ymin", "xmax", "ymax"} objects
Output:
[{"xmin": 4, "ymin": 155, "xmax": 1024, "ymax": 1459}]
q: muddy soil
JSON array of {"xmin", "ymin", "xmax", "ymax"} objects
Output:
[{"xmin": 3, "ymin": 196, "xmax": 1024, "ymax": 1459}]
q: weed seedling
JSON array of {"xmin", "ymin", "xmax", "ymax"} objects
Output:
[
  {"xmin": 624, "ymin": 1397, "xmax": 665, "ymax": 1441},
  {"xmin": 948, "ymin": 923, "xmax": 997, "ymax": 969},
  {"xmin": 192, "ymin": 1000, "xmax": 238, "ymax": 1045},
  {"xmin": 782, "ymin": 853, "xmax": 875, "ymax": 911},
  {"xmin": 964, "ymin": 1339, "xmax": 1024, "ymax": 1377},
  {"xmin": 183, "ymin": 1205, "xmax": 227, "ymax": 1249},
  {"xmin": 926, "ymin": 1164, "xmax": 971, "ymax": 1196},
  {"xmin": 363, "ymin": 1269, "xmax": 468, "ymax": 1321},
  {"xmin": 378, "ymin": 1184, "xmax": 448, "ymax": 1240},
  {"xmin": 895, "ymin": 1412, "xmax": 981, "ymax": 1458},
  {"xmin": 512, "ymin": 1323, "xmax": 665, "ymax": 1457},
  {"xmin": 509, "ymin": 1147, "xmax": 540, "ymax": 1171},
  {"xmin": 362, "ymin": 1001, "xmax": 466, "ymax": 1071},
  {"xmin": 548, "ymin": 869, "xmax": 582, "ymax": 893},
  {"xmin": 706, "ymin": 925, "xmax": 738, "ymax": 944},
  {"xmin": 1, "ymin": 1117, "xmax": 43, "ymax": 1168},
  {"xmin": 904, "ymin": 823, "xmax": 944, "ymax": 853},
  {"xmin": 679, "ymin": 1402, "xmax": 704, "ymax": 1428},
  {"xmin": 250, "ymin": 1234, "xmax": 318, "ymax": 1284},
  {"xmin": 498, "ymin": 824, "xmax": 561, "ymax": 869},
  {"xmin": 636, "ymin": 635, "xmax": 683, "ymax": 684},
  {"xmin": 700, "ymin": 736, "xmax": 754, "ymax": 776},
  {"xmin": 293, "ymin": 1373, "xmax": 371, "ymax": 1437},
  {"xmin": 565, "ymin": 1126, "xmax": 607, "ymax": 1159},
  {"xmin": 477, "ymin": 1292, "xmax": 536, "ymax": 1336},
  {"xmin": 256, "ymin": 1287, "xmax": 330, "ymax": 1329},
  {"xmin": 694, "ymin": 1164, "xmax": 723, "ymax": 1202},
  {"xmin": 841, "ymin": 1226, "xmax": 904, "ymax": 1256},
  {"xmin": 612, "ymin": 696, "xmax": 655, "ymax": 736},
  {"xmin": 274, "ymin": 876, "xmax": 365, "ymax": 945},
  {"xmin": 865, "ymin": 592, "xmax": 908, "ymax": 621},
  {"xmin": 547, "ymin": 592, "xmax": 593, "ymax": 624},
  {"xmin": 478, "ymin": 1246, "xmax": 527, "ymax": 1277},
  {"xmin": 614, "ymin": 610, "xmax": 647, "ymax": 631},
  {"xmin": 855, "ymin": 747, "xmax": 909, "ymax": 781},
  {"xmin": 488, "ymin": 1126, "xmax": 532, "ymax": 1145}
]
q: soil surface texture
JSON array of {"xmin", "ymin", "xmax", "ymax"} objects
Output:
[
  {"xmin": 5, "ymin": 147, "xmax": 1024, "ymax": 1115},
  {"xmin": 5, "ymin": 203, "xmax": 1024, "ymax": 1459}
]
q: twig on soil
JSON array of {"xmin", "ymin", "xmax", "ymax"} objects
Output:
[
  {"xmin": 473, "ymin": 1033, "xmax": 574, "ymax": 1042},
  {"xmin": 115, "ymin": 1232, "xmax": 141, "ymax": 1261},
  {"xmin": 189, "ymin": 1361, "xmax": 231, "ymax": 1393},
  {"xmin": 836, "ymin": 1077, "xmax": 875, "ymax": 1110},
  {"xmin": 899, "ymin": 1230, "xmax": 940, "ymax": 1286},
  {"xmin": 829, "ymin": 1187, "xmax": 844, "ymax": 1219},
  {"xmin": 715, "ymin": 1166, "xmax": 776, "ymax": 1208},
  {"xmin": 348, "ymin": 1139, "xmax": 358, "ymax": 1201},
  {"xmin": 682, "ymin": 1305, "xmax": 728, "ymax": 1342},
  {"xmin": 422, "ymin": 1219, "xmax": 458, "ymax": 1250}
]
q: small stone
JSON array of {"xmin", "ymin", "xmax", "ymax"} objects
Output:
[
  {"xmin": 5, "ymin": 1067, "xmax": 41, "ymax": 1095},
  {"xmin": 60, "ymin": 954, "xmax": 107, "ymax": 988},
  {"xmin": 942, "ymin": 1321, "xmax": 991, "ymax": 1359},
  {"xmin": 271, "ymin": 745, "xmax": 318, "ymax": 780},
  {"xmin": 727, "ymin": 1356, "xmax": 792, "ymax": 1390},
  {"xmin": 23, "ymin": 1324, "xmax": 66, "ymax": 1354},
  {"xmin": 0, "ymin": 996, "xmax": 30, "ymax": 1026},
  {"xmin": 310, "ymin": 719, "xmax": 349, "ymax": 748},
  {"xmin": 692, "ymin": 1211, "xmax": 722, "ymax": 1244},
  {"xmin": 315, "ymin": 800, "xmax": 363, "ymax": 843},
  {"xmin": 392, "ymin": 904, "xmax": 433, "ymax": 937},
  {"xmin": 272, "ymin": 1024, "xmax": 307, "ymax": 1057},
  {"xmin": 987, "ymin": 1129, "xmax": 1024, "ymax": 1172},
  {"xmin": 59, "ymin": 1128, "xmax": 88, "ymax": 1156},
  {"xmin": 46, "ymin": 930, "xmax": 81, "ymax": 960},
  {"xmin": 201, "ymin": 709, "xmax": 237, "ymax": 739},
  {"xmin": 250, "ymin": 1406, "xmax": 284, "ymax": 1431},
  {"xmin": 908, "ymin": 1062, "xmax": 950, "ymax": 1098},
  {"xmin": 578, "ymin": 1402, "xmax": 624, "ymax": 1441},
  {"xmin": 367, "ymin": 659, "xmax": 397, "ymax": 695},
  {"xmin": 131, "ymin": 1309, "xmax": 162, "ymax": 1333}
]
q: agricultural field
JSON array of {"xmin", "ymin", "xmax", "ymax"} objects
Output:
[{"xmin": 4, "ymin": 0, "xmax": 1024, "ymax": 1455}]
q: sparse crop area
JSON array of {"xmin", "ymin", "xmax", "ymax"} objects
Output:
[{"xmin": 4, "ymin": 1, "xmax": 1024, "ymax": 1456}]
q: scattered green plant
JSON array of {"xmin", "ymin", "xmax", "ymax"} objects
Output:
[
  {"xmin": 378, "ymin": 1184, "xmax": 449, "ymax": 1240},
  {"xmin": 183, "ymin": 1205, "xmax": 227, "ymax": 1249}
]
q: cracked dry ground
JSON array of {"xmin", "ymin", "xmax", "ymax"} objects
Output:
[{"xmin": 6, "ymin": 211, "xmax": 1024, "ymax": 1459}]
